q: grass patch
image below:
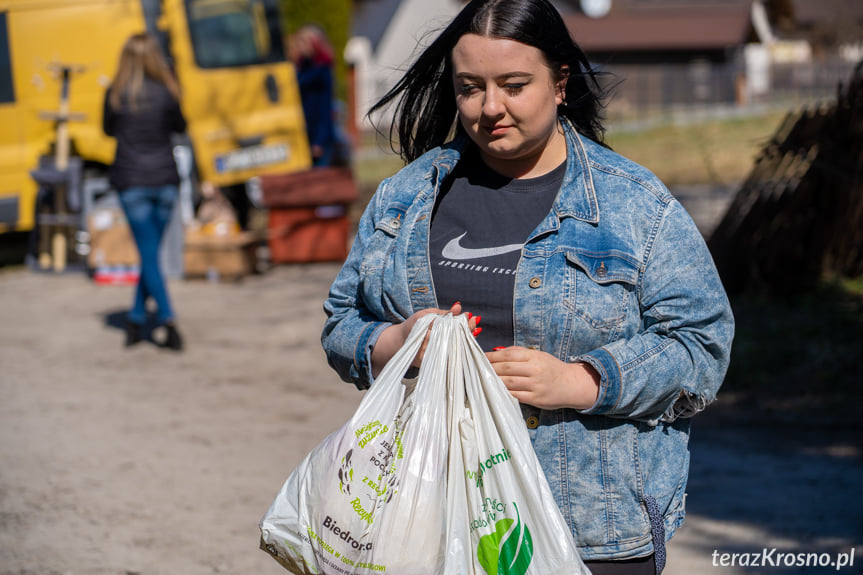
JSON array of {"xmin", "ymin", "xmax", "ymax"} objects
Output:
[{"xmin": 606, "ymin": 110, "xmax": 788, "ymax": 186}]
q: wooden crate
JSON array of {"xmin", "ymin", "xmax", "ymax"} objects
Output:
[
  {"xmin": 183, "ymin": 231, "xmax": 260, "ymax": 280},
  {"xmin": 268, "ymin": 206, "xmax": 349, "ymax": 263},
  {"xmin": 87, "ymin": 208, "xmax": 139, "ymax": 268}
]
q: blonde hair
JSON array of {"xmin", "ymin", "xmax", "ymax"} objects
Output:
[{"xmin": 109, "ymin": 33, "xmax": 180, "ymax": 111}]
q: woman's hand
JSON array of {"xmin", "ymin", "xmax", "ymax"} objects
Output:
[
  {"xmin": 487, "ymin": 347, "xmax": 600, "ymax": 410},
  {"xmin": 370, "ymin": 302, "xmax": 479, "ymax": 378}
]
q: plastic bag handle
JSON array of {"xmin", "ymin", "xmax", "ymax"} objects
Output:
[{"xmin": 372, "ymin": 312, "xmax": 440, "ymax": 384}]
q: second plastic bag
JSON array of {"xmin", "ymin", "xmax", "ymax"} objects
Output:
[{"xmin": 442, "ymin": 315, "xmax": 591, "ymax": 575}]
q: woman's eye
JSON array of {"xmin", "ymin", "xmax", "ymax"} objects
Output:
[
  {"xmin": 459, "ymin": 84, "xmax": 479, "ymax": 95},
  {"xmin": 504, "ymin": 83, "xmax": 525, "ymax": 94}
]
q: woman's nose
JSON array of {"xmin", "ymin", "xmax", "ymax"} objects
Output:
[{"xmin": 482, "ymin": 88, "xmax": 505, "ymax": 117}]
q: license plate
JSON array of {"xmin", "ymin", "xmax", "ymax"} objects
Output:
[{"xmin": 215, "ymin": 144, "xmax": 288, "ymax": 173}]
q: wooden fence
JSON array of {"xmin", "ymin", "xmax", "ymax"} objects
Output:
[{"xmin": 708, "ymin": 62, "xmax": 863, "ymax": 295}]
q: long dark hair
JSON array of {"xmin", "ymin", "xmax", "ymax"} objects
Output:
[{"xmin": 368, "ymin": 0, "xmax": 609, "ymax": 163}]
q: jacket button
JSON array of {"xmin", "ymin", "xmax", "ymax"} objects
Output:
[
  {"xmin": 526, "ymin": 416, "xmax": 539, "ymax": 429},
  {"xmin": 390, "ymin": 218, "xmax": 401, "ymax": 229},
  {"xmin": 597, "ymin": 262, "xmax": 607, "ymax": 278},
  {"xmin": 528, "ymin": 277, "xmax": 542, "ymax": 288}
]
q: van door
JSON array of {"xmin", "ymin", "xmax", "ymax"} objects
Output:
[{"xmin": 161, "ymin": 0, "xmax": 311, "ymax": 188}]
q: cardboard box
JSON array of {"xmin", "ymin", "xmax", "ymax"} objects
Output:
[
  {"xmin": 268, "ymin": 206, "xmax": 349, "ymax": 263},
  {"xmin": 184, "ymin": 230, "xmax": 260, "ymax": 280},
  {"xmin": 87, "ymin": 208, "xmax": 139, "ymax": 268}
]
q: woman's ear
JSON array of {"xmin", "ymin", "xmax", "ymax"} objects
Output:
[{"xmin": 557, "ymin": 65, "xmax": 570, "ymax": 104}]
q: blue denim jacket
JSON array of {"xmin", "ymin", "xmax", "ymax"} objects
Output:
[{"xmin": 322, "ymin": 120, "xmax": 734, "ymax": 561}]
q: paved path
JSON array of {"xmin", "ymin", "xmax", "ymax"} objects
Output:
[
  {"xmin": 670, "ymin": 183, "xmax": 737, "ymax": 240},
  {"xmin": 666, "ymin": 407, "xmax": 861, "ymax": 574}
]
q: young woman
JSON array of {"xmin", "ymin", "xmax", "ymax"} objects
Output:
[
  {"xmin": 103, "ymin": 33, "xmax": 186, "ymax": 351},
  {"xmin": 321, "ymin": 0, "xmax": 734, "ymax": 572}
]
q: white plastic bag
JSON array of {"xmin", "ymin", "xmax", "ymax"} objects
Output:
[
  {"xmin": 443, "ymin": 315, "xmax": 590, "ymax": 575},
  {"xmin": 260, "ymin": 313, "xmax": 450, "ymax": 574}
]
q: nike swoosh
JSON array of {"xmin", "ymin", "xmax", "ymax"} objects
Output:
[{"xmin": 441, "ymin": 232, "xmax": 523, "ymax": 260}]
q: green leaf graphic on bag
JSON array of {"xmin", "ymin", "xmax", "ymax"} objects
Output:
[{"xmin": 477, "ymin": 503, "xmax": 533, "ymax": 575}]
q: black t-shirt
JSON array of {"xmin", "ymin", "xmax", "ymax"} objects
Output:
[{"xmin": 430, "ymin": 154, "xmax": 564, "ymax": 350}]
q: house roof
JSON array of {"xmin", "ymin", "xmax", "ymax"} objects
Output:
[
  {"xmin": 790, "ymin": 0, "xmax": 863, "ymax": 27},
  {"xmin": 563, "ymin": 1, "xmax": 753, "ymax": 52},
  {"xmin": 351, "ymin": 0, "xmax": 402, "ymax": 52}
]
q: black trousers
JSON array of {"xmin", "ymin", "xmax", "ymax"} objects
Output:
[{"xmin": 584, "ymin": 553, "xmax": 657, "ymax": 575}]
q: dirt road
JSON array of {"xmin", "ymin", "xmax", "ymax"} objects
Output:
[{"xmin": 1, "ymin": 263, "xmax": 860, "ymax": 574}]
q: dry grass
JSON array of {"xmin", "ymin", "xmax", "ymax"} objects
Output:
[{"xmin": 605, "ymin": 110, "xmax": 789, "ymax": 186}]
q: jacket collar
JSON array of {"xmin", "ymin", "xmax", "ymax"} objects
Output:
[
  {"xmin": 555, "ymin": 118, "xmax": 600, "ymax": 224},
  {"xmin": 429, "ymin": 137, "xmax": 466, "ymax": 186}
]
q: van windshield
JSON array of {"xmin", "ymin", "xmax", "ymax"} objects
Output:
[{"xmin": 185, "ymin": 0, "xmax": 285, "ymax": 68}]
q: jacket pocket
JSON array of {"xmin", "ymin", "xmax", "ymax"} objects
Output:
[{"xmin": 564, "ymin": 249, "xmax": 639, "ymax": 331}]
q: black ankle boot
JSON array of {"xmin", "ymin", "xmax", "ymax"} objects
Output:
[
  {"xmin": 124, "ymin": 320, "xmax": 143, "ymax": 347},
  {"xmin": 163, "ymin": 323, "xmax": 183, "ymax": 351}
]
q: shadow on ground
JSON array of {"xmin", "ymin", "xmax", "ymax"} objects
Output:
[{"xmin": 672, "ymin": 397, "xmax": 862, "ymax": 573}]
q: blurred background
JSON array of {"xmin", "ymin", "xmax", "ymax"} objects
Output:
[{"xmin": 0, "ymin": 0, "xmax": 861, "ymax": 573}]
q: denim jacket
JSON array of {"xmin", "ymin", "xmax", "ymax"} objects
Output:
[{"xmin": 322, "ymin": 119, "xmax": 734, "ymax": 561}]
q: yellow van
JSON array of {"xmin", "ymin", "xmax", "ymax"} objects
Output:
[{"xmin": 0, "ymin": 0, "xmax": 312, "ymax": 234}]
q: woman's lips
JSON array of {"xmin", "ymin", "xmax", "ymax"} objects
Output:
[{"xmin": 485, "ymin": 124, "xmax": 511, "ymax": 136}]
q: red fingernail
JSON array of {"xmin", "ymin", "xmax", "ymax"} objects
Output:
[
  {"xmin": 472, "ymin": 327, "xmax": 483, "ymax": 336},
  {"xmin": 493, "ymin": 346, "xmax": 505, "ymax": 351},
  {"xmin": 475, "ymin": 315, "xmax": 481, "ymax": 325},
  {"xmin": 454, "ymin": 301, "xmax": 461, "ymax": 306},
  {"xmin": 467, "ymin": 312, "xmax": 473, "ymax": 320}
]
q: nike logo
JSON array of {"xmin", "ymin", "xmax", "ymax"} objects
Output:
[{"xmin": 441, "ymin": 232, "xmax": 523, "ymax": 260}]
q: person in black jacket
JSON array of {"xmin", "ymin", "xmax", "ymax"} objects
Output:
[{"xmin": 103, "ymin": 33, "xmax": 187, "ymax": 351}]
